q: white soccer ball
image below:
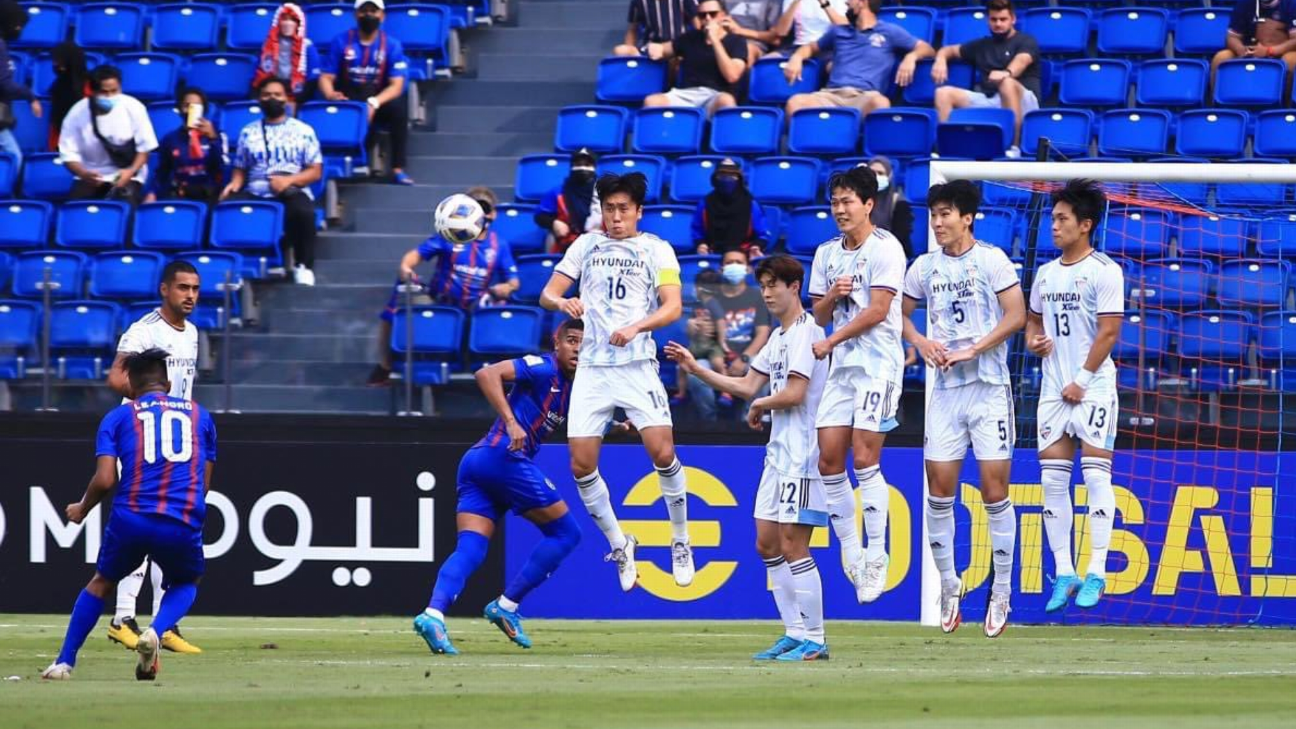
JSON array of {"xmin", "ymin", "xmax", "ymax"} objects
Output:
[{"xmin": 434, "ymin": 194, "xmax": 486, "ymax": 244}]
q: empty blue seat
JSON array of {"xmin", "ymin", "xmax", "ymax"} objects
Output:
[
  {"xmin": 878, "ymin": 6, "xmax": 936, "ymax": 43},
  {"xmin": 186, "ymin": 54, "xmax": 258, "ymax": 103},
  {"xmin": 7, "ymin": 98, "xmax": 47, "ymax": 155},
  {"xmin": 1214, "ymin": 59, "xmax": 1286, "ymax": 107},
  {"xmin": 678, "ymin": 254, "xmax": 721, "ymax": 302},
  {"xmin": 299, "ymin": 100, "xmax": 369, "ymax": 163},
  {"xmin": 1021, "ymin": 7, "xmax": 1092, "ymax": 55},
  {"xmin": 1173, "ymin": 8, "xmax": 1230, "ymax": 56},
  {"xmin": 30, "ymin": 52, "xmax": 106, "ymax": 97},
  {"xmin": 710, "ymin": 107, "xmax": 783, "ymax": 156},
  {"xmin": 863, "ymin": 107, "xmax": 936, "ymax": 158},
  {"xmin": 469, "ymin": 306, "xmax": 545, "ymax": 356},
  {"xmin": 50, "ymin": 300, "xmax": 120, "ymax": 379},
  {"xmin": 1021, "ymin": 108, "xmax": 1093, "ymax": 157},
  {"xmin": 1178, "ymin": 214, "xmax": 1250, "ymax": 258},
  {"xmin": 209, "ymin": 200, "xmax": 283, "ymax": 278},
  {"xmin": 0, "ymin": 251, "xmax": 10, "ymax": 293},
  {"xmin": 1135, "ymin": 59, "xmax": 1208, "ymax": 107},
  {"xmin": 1097, "ymin": 8, "xmax": 1169, "ymax": 55},
  {"xmin": 151, "ymin": 3, "xmax": 220, "ymax": 52},
  {"xmin": 74, "ymin": 4, "xmax": 145, "ymax": 50},
  {"xmin": 515, "ymin": 154, "xmax": 569, "ymax": 202},
  {"xmin": 220, "ymin": 101, "xmax": 266, "ymax": 139},
  {"xmin": 492, "ymin": 203, "xmax": 545, "ymax": 255},
  {"xmin": 1258, "ymin": 213, "xmax": 1296, "ymax": 258},
  {"xmin": 597, "ymin": 154, "xmax": 666, "ymax": 203},
  {"xmin": 748, "ymin": 57, "xmax": 820, "ymax": 105},
  {"xmin": 786, "ymin": 206, "xmax": 838, "ymax": 255},
  {"xmin": 116, "ymin": 53, "xmax": 181, "ymax": 102},
  {"xmin": 0, "ymin": 154, "xmax": 14, "ymax": 198},
  {"xmin": 1258, "ymin": 310, "xmax": 1296, "ymax": 369},
  {"xmin": 596, "ymin": 57, "xmax": 666, "ymax": 103},
  {"xmin": 55, "ymin": 201, "xmax": 130, "ymax": 250},
  {"xmin": 227, "ymin": 4, "xmax": 279, "ymax": 51},
  {"xmin": 1145, "ymin": 155, "xmax": 1209, "ymax": 204},
  {"xmin": 1114, "ymin": 308, "xmax": 1175, "ymax": 388},
  {"xmin": 788, "ymin": 108, "xmax": 860, "ymax": 156},
  {"xmin": 1175, "ymin": 110, "xmax": 1248, "ymax": 158},
  {"xmin": 1180, "ymin": 310, "xmax": 1251, "ymax": 390},
  {"xmin": 971, "ymin": 207, "xmax": 1017, "ymax": 253},
  {"xmin": 133, "ymin": 201, "xmax": 207, "ymax": 251},
  {"xmin": 386, "ymin": 4, "xmax": 451, "ymax": 72},
  {"xmin": 944, "ymin": 7, "xmax": 991, "ymax": 46},
  {"xmin": 305, "ymin": 4, "xmax": 355, "ymax": 47},
  {"xmin": 902, "ymin": 59, "xmax": 974, "ymax": 105},
  {"xmin": 0, "ymin": 200, "xmax": 53, "ymax": 249},
  {"xmin": 89, "ymin": 251, "xmax": 166, "ymax": 300},
  {"xmin": 1059, "ymin": 59, "xmax": 1131, "ymax": 107},
  {"xmin": 12, "ymin": 3, "xmax": 68, "ymax": 50},
  {"xmin": 1255, "ymin": 111, "xmax": 1296, "ymax": 158},
  {"xmin": 1216, "ymin": 159, "xmax": 1290, "ymax": 207},
  {"xmin": 670, "ymin": 155, "xmax": 741, "ymax": 203},
  {"xmin": 1103, "ymin": 207, "xmax": 1172, "ymax": 258},
  {"xmin": 938, "ymin": 107, "xmax": 1015, "ymax": 159},
  {"xmin": 1098, "ymin": 109, "xmax": 1171, "ymax": 158},
  {"xmin": 554, "ymin": 105, "xmax": 628, "ymax": 154},
  {"xmin": 633, "ymin": 107, "xmax": 705, "ymax": 155},
  {"xmin": 176, "ymin": 251, "xmax": 245, "ymax": 302},
  {"xmin": 12, "ymin": 250, "xmax": 86, "ymax": 299},
  {"xmin": 21, "ymin": 153, "xmax": 74, "ymax": 201},
  {"xmin": 640, "ymin": 205, "xmax": 695, "ymax": 253},
  {"xmin": 904, "ymin": 157, "xmax": 934, "ymax": 205},
  {"xmin": 1139, "ymin": 257, "xmax": 1213, "ymax": 308},
  {"xmin": 0, "ymin": 300, "xmax": 40, "ymax": 378},
  {"xmin": 1219, "ymin": 259, "xmax": 1290, "ymax": 308},
  {"xmin": 749, "ymin": 157, "xmax": 820, "ymax": 205},
  {"xmin": 513, "ymin": 255, "xmax": 563, "ymax": 304}
]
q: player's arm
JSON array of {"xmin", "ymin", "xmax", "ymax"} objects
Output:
[
  {"xmin": 943, "ymin": 284, "xmax": 1026, "ymax": 368},
  {"xmin": 540, "ymin": 272, "xmax": 582, "ymax": 316},
  {"xmin": 611, "ymin": 278, "xmax": 683, "ymax": 346},
  {"xmin": 1025, "ymin": 311, "xmax": 1053, "ymax": 357},
  {"xmin": 474, "ymin": 359, "xmax": 528, "ymax": 451},
  {"xmin": 664, "ymin": 341, "xmax": 767, "ymax": 400},
  {"xmin": 902, "ymin": 294, "xmax": 947, "ymax": 367},
  {"xmin": 751, "ymin": 372, "xmax": 808, "ymax": 412},
  {"xmin": 812, "ymin": 288, "xmax": 894, "ymax": 359},
  {"xmin": 1080, "ymin": 316, "xmax": 1122, "ymax": 378},
  {"xmin": 66, "ymin": 455, "xmax": 119, "ymax": 524}
]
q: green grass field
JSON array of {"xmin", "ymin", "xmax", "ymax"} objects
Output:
[{"xmin": 3, "ymin": 614, "xmax": 1295, "ymax": 728}]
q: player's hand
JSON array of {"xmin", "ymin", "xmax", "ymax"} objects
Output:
[
  {"xmin": 1061, "ymin": 382, "xmax": 1085, "ymax": 405},
  {"xmin": 811, "ymin": 337, "xmax": 834, "ymax": 360},
  {"xmin": 610, "ymin": 324, "xmax": 641, "ymax": 347},
  {"xmin": 505, "ymin": 420, "xmax": 528, "ymax": 452},
  {"xmin": 930, "ymin": 57, "xmax": 948, "ymax": 85},
  {"xmin": 918, "ymin": 337, "xmax": 948, "ymax": 368},
  {"xmin": 558, "ymin": 297, "xmax": 585, "ymax": 319},
  {"xmin": 941, "ymin": 346, "xmax": 977, "ymax": 370},
  {"xmin": 829, "ymin": 276, "xmax": 853, "ymax": 302},
  {"xmin": 663, "ymin": 341, "xmax": 698, "ymax": 373},
  {"xmin": 1027, "ymin": 333, "xmax": 1054, "ymax": 357},
  {"xmin": 895, "ymin": 57, "xmax": 917, "ymax": 87},
  {"xmin": 746, "ymin": 401, "xmax": 766, "ymax": 430},
  {"xmin": 783, "ymin": 56, "xmax": 803, "ymax": 84},
  {"xmin": 66, "ymin": 502, "xmax": 87, "ymax": 524}
]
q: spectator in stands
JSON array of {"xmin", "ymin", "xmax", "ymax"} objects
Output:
[
  {"xmin": 783, "ymin": 0, "xmax": 932, "ymax": 116},
  {"xmin": 47, "ymin": 42, "xmax": 89, "ymax": 151},
  {"xmin": 769, "ymin": 0, "xmax": 848, "ymax": 60},
  {"xmin": 145, "ymin": 88, "xmax": 226, "ymax": 205},
  {"xmin": 691, "ymin": 158, "xmax": 771, "ymax": 256},
  {"xmin": 368, "ymin": 186, "xmax": 520, "ymax": 386},
  {"xmin": 535, "ymin": 148, "xmax": 598, "ymax": 254},
  {"xmin": 58, "ymin": 65, "xmax": 158, "ymax": 206},
  {"xmin": 932, "ymin": 0, "xmax": 1040, "ymax": 158},
  {"xmin": 221, "ymin": 76, "xmax": 323, "ymax": 286},
  {"xmin": 643, "ymin": 0, "xmax": 749, "ymax": 116},
  {"xmin": 721, "ymin": 0, "xmax": 786, "ymax": 65},
  {"xmin": 866, "ymin": 156, "xmax": 913, "ymax": 257},
  {"xmin": 673, "ymin": 268, "xmax": 726, "ymax": 405},
  {"xmin": 0, "ymin": 0, "xmax": 39, "ymax": 170},
  {"xmin": 318, "ymin": 0, "xmax": 414, "ymax": 185},
  {"xmin": 1213, "ymin": 0, "xmax": 1296, "ymax": 103},
  {"xmin": 615, "ymin": 0, "xmax": 698, "ymax": 56},
  {"xmin": 253, "ymin": 3, "xmax": 323, "ymax": 106},
  {"xmin": 685, "ymin": 248, "xmax": 771, "ymax": 420}
]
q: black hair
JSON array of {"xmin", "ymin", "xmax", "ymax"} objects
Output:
[
  {"xmin": 827, "ymin": 165, "xmax": 879, "ymax": 205},
  {"xmin": 161, "ymin": 260, "xmax": 199, "ymax": 285},
  {"xmin": 1050, "ymin": 178, "xmax": 1107, "ymax": 229},
  {"xmin": 126, "ymin": 348, "xmax": 170, "ymax": 393},
  {"xmin": 986, "ymin": 0, "xmax": 1014, "ymax": 14},
  {"xmin": 926, "ymin": 179, "xmax": 982, "ymax": 218},
  {"xmin": 595, "ymin": 172, "xmax": 649, "ymax": 208},
  {"xmin": 179, "ymin": 87, "xmax": 209, "ymax": 111},
  {"xmin": 556, "ymin": 318, "xmax": 585, "ymax": 336},
  {"xmin": 755, "ymin": 255, "xmax": 804, "ymax": 294},
  {"xmin": 721, "ymin": 247, "xmax": 751, "ymax": 263},
  {"xmin": 1, "ymin": 0, "xmax": 29, "ymax": 41},
  {"xmin": 255, "ymin": 75, "xmax": 289, "ymax": 95},
  {"xmin": 90, "ymin": 65, "xmax": 122, "ymax": 92}
]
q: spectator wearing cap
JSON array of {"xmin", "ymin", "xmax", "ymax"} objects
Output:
[
  {"xmin": 0, "ymin": 0, "xmax": 40, "ymax": 170},
  {"xmin": 145, "ymin": 87, "xmax": 227, "ymax": 205},
  {"xmin": 615, "ymin": 0, "xmax": 699, "ymax": 56},
  {"xmin": 866, "ymin": 156, "xmax": 912, "ymax": 257},
  {"xmin": 535, "ymin": 148, "xmax": 598, "ymax": 253},
  {"xmin": 643, "ymin": 0, "xmax": 748, "ymax": 116},
  {"xmin": 58, "ymin": 65, "xmax": 158, "ymax": 205},
  {"xmin": 318, "ymin": 0, "xmax": 414, "ymax": 185},
  {"xmin": 691, "ymin": 158, "xmax": 771, "ymax": 256},
  {"xmin": 252, "ymin": 3, "xmax": 323, "ymax": 105},
  {"xmin": 1213, "ymin": 0, "xmax": 1296, "ymax": 103}
]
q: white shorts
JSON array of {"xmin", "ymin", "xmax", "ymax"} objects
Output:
[
  {"xmin": 567, "ymin": 359, "xmax": 673, "ymax": 438},
  {"xmin": 814, "ymin": 367, "xmax": 900, "ymax": 432},
  {"xmin": 1036, "ymin": 389, "xmax": 1119, "ymax": 453},
  {"xmin": 966, "ymin": 87, "xmax": 1040, "ymax": 115},
  {"xmin": 924, "ymin": 381, "xmax": 1014, "ymax": 462},
  {"xmin": 754, "ymin": 463, "xmax": 829, "ymax": 527},
  {"xmin": 663, "ymin": 86, "xmax": 723, "ymax": 114}
]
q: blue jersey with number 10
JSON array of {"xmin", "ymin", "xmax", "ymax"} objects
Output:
[
  {"xmin": 96, "ymin": 392, "xmax": 218, "ymax": 528},
  {"xmin": 476, "ymin": 353, "xmax": 572, "ymax": 460}
]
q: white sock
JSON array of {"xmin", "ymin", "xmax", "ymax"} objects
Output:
[
  {"xmin": 855, "ymin": 466, "xmax": 889, "ymax": 561},
  {"xmin": 986, "ymin": 498, "xmax": 1016, "ymax": 596},
  {"xmin": 575, "ymin": 471, "xmax": 627, "ymax": 550},
  {"xmin": 763, "ymin": 555, "xmax": 805, "ymax": 641},
  {"xmin": 1041, "ymin": 459, "xmax": 1076, "ymax": 577},
  {"xmin": 497, "ymin": 595, "xmax": 520, "ymax": 612},
  {"xmin": 1081, "ymin": 456, "xmax": 1115, "ymax": 579},
  {"xmin": 116, "ymin": 561, "xmax": 148, "ymax": 621},
  {"xmin": 822, "ymin": 472, "xmax": 864, "ymax": 567},
  {"xmin": 424, "ymin": 607, "xmax": 445, "ymax": 622},
  {"xmin": 788, "ymin": 557, "xmax": 824, "ymax": 643},
  {"xmin": 150, "ymin": 562, "xmax": 165, "ymax": 617},
  {"xmin": 656, "ymin": 458, "xmax": 690, "ymax": 542},
  {"xmin": 926, "ymin": 495, "xmax": 957, "ymax": 586}
]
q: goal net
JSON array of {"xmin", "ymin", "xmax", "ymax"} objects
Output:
[{"xmin": 922, "ymin": 160, "xmax": 1296, "ymax": 627}]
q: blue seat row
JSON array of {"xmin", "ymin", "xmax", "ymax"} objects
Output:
[
  {"xmin": 386, "ymin": 305, "xmax": 554, "ymax": 385},
  {"xmin": 1113, "ymin": 308, "xmax": 1296, "ymax": 391},
  {"xmin": 1022, "ymin": 107, "xmax": 1296, "ymax": 160}
]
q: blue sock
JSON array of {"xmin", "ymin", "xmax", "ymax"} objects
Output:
[
  {"xmin": 56, "ymin": 589, "xmax": 105, "ymax": 667},
  {"xmin": 429, "ymin": 530, "xmax": 490, "ymax": 613},
  {"xmin": 504, "ymin": 512, "xmax": 581, "ymax": 605},
  {"xmin": 151, "ymin": 583, "xmax": 197, "ymax": 635}
]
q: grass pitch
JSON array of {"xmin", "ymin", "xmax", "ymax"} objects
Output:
[{"xmin": 2, "ymin": 614, "xmax": 1295, "ymax": 728}]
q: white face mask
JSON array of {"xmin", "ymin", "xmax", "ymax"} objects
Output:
[{"xmin": 875, "ymin": 174, "xmax": 890, "ymax": 192}]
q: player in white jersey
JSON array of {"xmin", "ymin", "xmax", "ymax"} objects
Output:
[
  {"xmin": 666, "ymin": 256, "xmax": 831, "ymax": 661},
  {"xmin": 901, "ymin": 181, "xmax": 1025, "ymax": 637},
  {"xmin": 1026, "ymin": 179, "xmax": 1124, "ymax": 613},
  {"xmin": 539, "ymin": 172, "xmax": 695, "ymax": 591},
  {"xmin": 808, "ymin": 166, "xmax": 907, "ymax": 604},
  {"xmin": 103, "ymin": 260, "xmax": 203, "ymax": 655}
]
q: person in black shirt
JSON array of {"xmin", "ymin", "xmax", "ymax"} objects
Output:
[
  {"xmin": 643, "ymin": 0, "xmax": 749, "ymax": 116},
  {"xmin": 931, "ymin": 0, "xmax": 1040, "ymax": 158},
  {"xmin": 1214, "ymin": 0, "xmax": 1296, "ymax": 104},
  {"xmin": 615, "ymin": 0, "xmax": 698, "ymax": 56}
]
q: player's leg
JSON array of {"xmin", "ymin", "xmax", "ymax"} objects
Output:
[
  {"xmin": 752, "ymin": 468, "xmax": 804, "ymax": 660},
  {"xmin": 108, "ymin": 560, "xmax": 148, "ymax": 649},
  {"xmin": 815, "ymin": 369, "xmax": 867, "ymax": 586},
  {"xmin": 852, "ymin": 428, "xmax": 892, "ymax": 603},
  {"xmin": 925, "ymin": 459, "xmax": 964, "ymax": 633},
  {"xmin": 1074, "ymin": 390, "xmax": 1119, "ymax": 609},
  {"xmin": 152, "ymin": 562, "xmax": 200, "ymax": 655},
  {"xmin": 1039, "ymin": 401, "xmax": 1080, "ymax": 612},
  {"xmin": 567, "ymin": 365, "xmax": 635, "ymax": 588},
  {"xmin": 138, "ymin": 518, "xmax": 207, "ymax": 680},
  {"xmin": 774, "ymin": 523, "xmax": 828, "ymax": 662},
  {"xmin": 970, "ymin": 383, "xmax": 1016, "ymax": 637}
]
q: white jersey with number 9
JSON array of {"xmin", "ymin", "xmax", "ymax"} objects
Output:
[{"xmin": 116, "ymin": 309, "xmax": 199, "ymax": 402}]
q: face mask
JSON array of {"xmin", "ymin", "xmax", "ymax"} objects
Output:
[
  {"xmin": 357, "ymin": 15, "xmax": 381, "ymax": 33},
  {"xmin": 846, "ymin": 10, "xmax": 859, "ymax": 25},
  {"xmin": 93, "ymin": 95, "xmax": 118, "ymax": 113},
  {"xmin": 280, "ymin": 20, "xmax": 299, "ymax": 36},
  {"xmin": 260, "ymin": 98, "xmax": 287, "ymax": 118},
  {"xmin": 721, "ymin": 263, "xmax": 747, "ymax": 285},
  {"xmin": 571, "ymin": 169, "xmax": 595, "ymax": 184},
  {"xmin": 714, "ymin": 176, "xmax": 739, "ymax": 195},
  {"xmin": 875, "ymin": 174, "xmax": 890, "ymax": 192}
]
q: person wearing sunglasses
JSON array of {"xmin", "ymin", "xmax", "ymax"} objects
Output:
[{"xmin": 643, "ymin": 0, "xmax": 749, "ymax": 117}]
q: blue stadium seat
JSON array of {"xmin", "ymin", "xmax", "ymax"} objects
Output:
[
  {"xmin": 1173, "ymin": 8, "xmax": 1230, "ymax": 56},
  {"xmin": 1258, "ymin": 310, "xmax": 1296, "ymax": 387},
  {"xmin": 492, "ymin": 203, "xmax": 545, "ymax": 255},
  {"xmin": 55, "ymin": 201, "xmax": 131, "ymax": 250},
  {"xmin": 7, "ymin": 50, "xmax": 29, "ymax": 87},
  {"xmin": 513, "ymin": 255, "xmax": 563, "ymax": 304},
  {"xmin": 227, "ymin": 4, "xmax": 279, "ymax": 51},
  {"xmin": 1216, "ymin": 159, "xmax": 1290, "ymax": 207},
  {"xmin": 390, "ymin": 305, "xmax": 465, "ymax": 385},
  {"xmin": 7, "ymin": 98, "xmax": 46, "ymax": 155},
  {"xmin": 1174, "ymin": 110, "xmax": 1248, "ymax": 158},
  {"xmin": 862, "ymin": 107, "xmax": 936, "ymax": 158},
  {"xmin": 938, "ymin": 108, "xmax": 1015, "ymax": 159},
  {"xmin": 1020, "ymin": 7, "xmax": 1092, "ymax": 55},
  {"xmin": 640, "ymin": 205, "xmax": 695, "ymax": 254},
  {"xmin": 1103, "ymin": 207, "xmax": 1172, "ymax": 258},
  {"xmin": 1219, "ymin": 259, "xmax": 1290, "ymax": 309},
  {"xmin": 0, "ymin": 200, "xmax": 53, "ymax": 249},
  {"xmin": 902, "ymin": 59, "xmax": 974, "ymax": 105},
  {"xmin": 1214, "ymin": 59, "xmax": 1286, "ymax": 107},
  {"xmin": 762, "ymin": 203, "xmax": 784, "ymax": 244},
  {"xmin": 968, "ymin": 207, "xmax": 1016, "ymax": 253},
  {"xmin": 1020, "ymin": 108, "xmax": 1093, "ymax": 157},
  {"xmin": 133, "ymin": 201, "xmax": 207, "ymax": 251},
  {"xmin": 710, "ymin": 107, "xmax": 783, "ymax": 156},
  {"xmin": 785, "ymin": 206, "xmax": 838, "ymax": 256},
  {"xmin": 749, "ymin": 157, "xmax": 820, "ymax": 205},
  {"xmin": 788, "ymin": 108, "xmax": 861, "ymax": 156},
  {"xmin": 299, "ymin": 100, "xmax": 369, "ymax": 166},
  {"xmin": 185, "ymin": 54, "xmax": 258, "ymax": 103},
  {"xmin": 982, "ymin": 179, "xmax": 1032, "ymax": 208},
  {"xmin": 904, "ymin": 307, "xmax": 926, "ymax": 384},
  {"xmin": 116, "ymin": 53, "xmax": 181, "ymax": 102},
  {"xmin": 678, "ymin": 254, "xmax": 721, "ymax": 303},
  {"xmin": 1114, "ymin": 309, "xmax": 1174, "ymax": 389},
  {"xmin": 632, "ymin": 107, "xmax": 705, "ymax": 155},
  {"xmin": 1255, "ymin": 111, "xmax": 1296, "ymax": 159},
  {"xmin": 748, "ymin": 57, "xmax": 820, "ymax": 105},
  {"xmin": 30, "ymin": 52, "xmax": 106, "ymax": 97},
  {"xmin": 670, "ymin": 156, "xmax": 742, "ymax": 203},
  {"xmin": 1145, "ymin": 155, "xmax": 1210, "ymax": 204},
  {"xmin": 943, "ymin": 7, "xmax": 991, "ymax": 46},
  {"xmin": 0, "ymin": 251, "xmax": 11, "ymax": 293},
  {"xmin": 596, "ymin": 154, "xmax": 666, "ymax": 203},
  {"xmin": 176, "ymin": 251, "xmax": 245, "ymax": 307},
  {"xmin": 1135, "ymin": 59, "xmax": 1208, "ymax": 107},
  {"xmin": 151, "ymin": 3, "xmax": 221, "ymax": 52},
  {"xmin": 0, "ymin": 154, "xmax": 14, "ymax": 198},
  {"xmin": 1138, "ymin": 257, "xmax": 1213, "ymax": 308},
  {"xmin": 554, "ymin": 105, "xmax": 628, "ymax": 154},
  {"xmin": 49, "ymin": 300, "xmax": 120, "ymax": 379},
  {"xmin": 0, "ymin": 300, "xmax": 40, "ymax": 379},
  {"xmin": 469, "ymin": 306, "xmax": 545, "ymax": 357},
  {"xmin": 1178, "ymin": 214, "xmax": 1250, "ymax": 258},
  {"xmin": 878, "ymin": 7, "xmax": 936, "ymax": 43},
  {"xmin": 209, "ymin": 201, "xmax": 283, "ymax": 279},
  {"xmin": 12, "ymin": 3, "xmax": 69, "ymax": 50},
  {"xmin": 20, "ymin": 153, "xmax": 74, "ymax": 201},
  {"xmin": 89, "ymin": 251, "xmax": 167, "ymax": 300},
  {"xmin": 220, "ymin": 101, "xmax": 266, "ymax": 139},
  {"xmin": 903, "ymin": 157, "xmax": 934, "ymax": 205},
  {"xmin": 1258, "ymin": 213, "xmax": 1296, "ymax": 258},
  {"xmin": 1098, "ymin": 109, "xmax": 1171, "ymax": 158},
  {"xmin": 1059, "ymin": 59, "xmax": 1131, "ymax": 107},
  {"xmin": 74, "ymin": 3, "xmax": 145, "ymax": 51},
  {"xmin": 386, "ymin": 4, "xmax": 451, "ymax": 75},
  {"xmin": 515, "ymin": 154, "xmax": 569, "ymax": 202},
  {"xmin": 12, "ymin": 250, "xmax": 86, "ymax": 299},
  {"xmin": 1096, "ymin": 8, "xmax": 1169, "ymax": 55},
  {"xmin": 1179, "ymin": 310, "xmax": 1251, "ymax": 390},
  {"xmin": 596, "ymin": 57, "xmax": 666, "ymax": 103},
  {"xmin": 305, "ymin": 4, "xmax": 354, "ymax": 47}
]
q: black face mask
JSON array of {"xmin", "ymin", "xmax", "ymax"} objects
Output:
[
  {"xmin": 846, "ymin": 10, "xmax": 858, "ymax": 26},
  {"xmin": 570, "ymin": 170, "xmax": 596, "ymax": 185},
  {"xmin": 261, "ymin": 99, "xmax": 287, "ymax": 119},
  {"xmin": 357, "ymin": 15, "xmax": 381, "ymax": 33}
]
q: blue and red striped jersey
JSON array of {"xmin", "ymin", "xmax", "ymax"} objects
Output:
[
  {"xmin": 476, "ymin": 353, "xmax": 572, "ymax": 460},
  {"xmin": 416, "ymin": 231, "xmax": 519, "ymax": 310}
]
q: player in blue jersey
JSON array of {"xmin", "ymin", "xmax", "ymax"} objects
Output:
[
  {"xmin": 42, "ymin": 349, "xmax": 217, "ymax": 681},
  {"xmin": 415, "ymin": 319, "xmax": 595, "ymax": 654}
]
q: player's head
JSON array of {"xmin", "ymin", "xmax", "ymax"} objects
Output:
[
  {"xmin": 986, "ymin": 0, "xmax": 1016, "ymax": 37},
  {"xmin": 160, "ymin": 261, "xmax": 200, "ymax": 319},
  {"xmin": 126, "ymin": 348, "xmax": 171, "ymax": 398},
  {"xmin": 755, "ymin": 255, "xmax": 805, "ymax": 318},
  {"xmin": 596, "ymin": 173, "xmax": 648, "ymax": 240},
  {"xmin": 465, "ymin": 185, "xmax": 498, "ymax": 234},
  {"xmin": 1050, "ymin": 178, "xmax": 1106, "ymax": 251},
  {"xmin": 552, "ymin": 318, "xmax": 584, "ymax": 373},
  {"xmin": 927, "ymin": 180, "xmax": 981, "ymax": 250},
  {"xmin": 828, "ymin": 166, "xmax": 878, "ymax": 237}
]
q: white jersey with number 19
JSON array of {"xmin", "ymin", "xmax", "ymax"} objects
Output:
[
  {"xmin": 808, "ymin": 229, "xmax": 907, "ymax": 383},
  {"xmin": 1029, "ymin": 251, "xmax": 1125, "ymax": 396}
]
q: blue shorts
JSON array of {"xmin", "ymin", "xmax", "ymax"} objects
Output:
[
  {"xmin": 456, "ymin": 445, "xmax": 562, "ymax": 520},
  {"xmin": 97, "ymin": 509, "xmax": 205, "ymax": 588}
]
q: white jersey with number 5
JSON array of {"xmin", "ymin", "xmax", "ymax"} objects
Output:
[
  {"xmin": 116, "ymin": 309, "xmax": 199, "ymax": 401},
  {"xmin": 1029, "ymin": 251, "xmax": 1125, "ymax": 396},
  {"xmin": 808, "ymin": 229, "xmax": 907, "ymax": 383},
  {"xmin": 749, "ymin": 312, "xmax": 828, "ymax": 478},
  {"xmin": 554, "ymin": 231, "xmax": 681, "ymax": 367}
]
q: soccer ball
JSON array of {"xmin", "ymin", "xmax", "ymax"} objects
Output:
[{"xmin": 434, "ymin": 194, "xmax": 486, "ymax": 244}]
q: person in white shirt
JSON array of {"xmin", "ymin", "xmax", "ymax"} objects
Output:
[
  {"xmin": 1026, "ymin": 179, "xmax": 1124, "ymax": 614},
  {"xmin": 539, "ymin": 172, "xmax": 696, "ymax": 592},
  {"xmin": 103, "ymin": 260, "xmax": 203, "ymax": 656},
  {"xmin": 808, "ymin": 165, "xmax": 907, "ymax": 604},
  {"xmin": 901, "ymin": 180, "xmax": 1025, "ymax": 638},
  {"xmin": 58, "ymin": 65, "xmax": 158, "ymax": 205},
  {"xmin": 666, "ymin": 255, "xmax": 832, "ymax": 662},
  {"xmin": 769, "ymin": 0, "xmax": 849, "ymax": 58}
]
